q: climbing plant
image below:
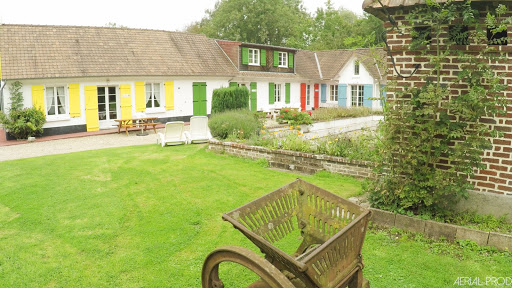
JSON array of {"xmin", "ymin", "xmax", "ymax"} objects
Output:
[{"xmin": 367, "ymin": 1, "xmax": 509, "ymax": 216}]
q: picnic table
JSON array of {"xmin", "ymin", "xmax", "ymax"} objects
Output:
[{"xmin": 114, "ymin": 117, "xmax": 158, "ymax": 136}]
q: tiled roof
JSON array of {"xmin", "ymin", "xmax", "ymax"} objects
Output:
[
  {"xmin": 0, "ymin": 24, "xmax": 238, "ymax": 80},
  {"xmin": 315, "ymin": 50, "xmax": 354, "ymax": 80},
  {"xmin": 295, "ymin": 50, "xmax": 322, "ymax": 80},
  {"xmin": 237, "ymin": 71, "xmax": 301, "ymax": 80},
  {"xmin": 298, "ymin": 48, "xmax": 386, "ymax": 81},
  {"xmin": 354, "ymin": 48, "xmax": 387, "ymax": 81}
]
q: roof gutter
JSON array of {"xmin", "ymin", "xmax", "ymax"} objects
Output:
[{"xmin": 314, "ymin": 52, "xmax": 323, "ymax": 80}]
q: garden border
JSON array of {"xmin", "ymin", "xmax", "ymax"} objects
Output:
[
  {"xmin": 208, "ymin": 139, "xmax": 374, "ymax": 178},
  {"xmin": 370, "ymin": 208, "xmax": 512, "ymax": 251}
]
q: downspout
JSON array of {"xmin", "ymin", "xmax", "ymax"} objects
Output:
[{"xmin": 0, "ymin": 80, "xmax": 6, "ymax": 112}]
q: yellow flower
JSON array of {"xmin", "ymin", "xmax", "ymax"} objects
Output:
[
  {"xmin": 296, "ymin": 125, "xmax": 300, "ymax": 128},
  {"xmin": 284, "ymin": 126, "xmax": 288, "ymax": 129},
  {"xmin": 328, "ymin": 141, "xmax": 332, "ymax": 144},
  {"xmin": 290, "ymin": 125, "xmax": 294, "ymax": 129},
  {"xmin": 335, "ymin": 138, "xmax": 339, "ymax": 141},
  {"xmin": 262, "ymin": 125, "xmax": 265, "ymax": 129},
  {"xmin": 289, "ymin": 127, "xmax": 293, "ymax": 130},
  {"xmin": 261, "ymin": 130, "xmax": 266, "ymax": 134}
]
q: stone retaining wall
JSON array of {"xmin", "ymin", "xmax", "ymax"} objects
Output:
[
  {"xmin": 370, "ymin": 208, "xmax": 512, "ymax": 251},
  {"xmin": 208, "ymin": 139, "xmax": 373, "ymax": 178}
]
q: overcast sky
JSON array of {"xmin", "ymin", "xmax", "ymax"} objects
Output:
[{"xmin": 0, "ymin": 0, "xmax": 365, "ymax": 32}]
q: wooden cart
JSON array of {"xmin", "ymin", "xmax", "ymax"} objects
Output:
[{"xmin": 202, "ymin": 179, "xmax": 371, "ymax": 288}]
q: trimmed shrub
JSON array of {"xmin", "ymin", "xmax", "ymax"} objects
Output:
[
  {"xmin": 211, "ymin": 87, "xmax": 249, "ymax": 114},
  {"xmin": 209, "ymin": 109, "xmax": 261, "ymax": 140},
  {"xmin": 1, "ymin": 107, "xmax": 46, "ymax": 139}
]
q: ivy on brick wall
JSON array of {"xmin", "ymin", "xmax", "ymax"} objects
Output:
[{"xmin": 366, "ymin": 1, "xmax": 509, "ymax": 216}]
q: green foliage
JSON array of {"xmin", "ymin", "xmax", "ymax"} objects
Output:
[
  {"xmin": 279, "ymin": 132, "xmax": 313, "ymax": 153},
  {"xmin": 276, "ymin": 108, "xmax": 312, "ymax": 126},
  {"xmin": 0, "ymin": 81, "xmax": 46, "ymax": 139},
  {"xmin": 188, "ymin": 0, "xmax": 310, "ymax": 47},
  {"xmin": 208, "ymin": 109, "xmax": 261, "ymax": 140},
  {"xmin": 310, "ymin": 107, "xmax": 381, "ymax": 122},
  {"xmin": 316, "ymin": 130, "xmax": 380, "ymax": 162},
  {"xmin": 7, "ymin": 81, "xmax": 24, "ymax": 112},
  {"xmin": 309, "ymin": 1, "xmax": 385, "ymax": 50},
  {"xmin": 1, "ymin": 108, "xmax": 46, "ymax": 139},
  {"xmin": 211, "ymin": 86, "xmax": 249, "ymax": 114},
  {"xmin": 186, "ymin": 0, "xmax": 384, "ymax": 49},
  {"xmin": 366, "ymin": 1, "xmax": 509, "ymax": 216}
]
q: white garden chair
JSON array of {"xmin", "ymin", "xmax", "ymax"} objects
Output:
[
  {"xmin": 157, "ymin": 122, "xmax": 188, "ymax": 147},
  {"xmin": 185, "ymin": 116, "xmax": 212, "ymax": 144}
]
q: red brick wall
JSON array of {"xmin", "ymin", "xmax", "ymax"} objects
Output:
[
  {"xmin": 384, "ymin": 8, "xmax": 512, "ymax": 196},
  {"xmin": 216, "ymin": 40, "xmax": 241, "ymax": 68}
]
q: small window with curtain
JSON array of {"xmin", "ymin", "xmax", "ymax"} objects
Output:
[
  {"xmin": 248, "ymin": 48, "xmax": 260, "ymax": 65},
  {"xmin": 46, "ymin": 86, "xmax": 67, "ymax": 117},
  {"xmin": 330, "ymin": 85, "xmax": 338, "ymax": 102},
  {"xmin": 145, "ymin": 83, "xmax": 161, "ymax": 109}
]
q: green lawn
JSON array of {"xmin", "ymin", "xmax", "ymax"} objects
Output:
[{"xmin": 0, "ymin": 144, "xmax": 510, "ymax": 287}]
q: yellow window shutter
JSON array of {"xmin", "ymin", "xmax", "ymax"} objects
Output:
[
  {"xmin": 84, "ymin": 86, "xmax": 99, "ymax": 132},
  {"xmin": 32, "ymin": 85, "xmax": 45, "ymax": 112},
  {"xmin": 120, "ymin": 84, "xmax": 133, "ymax": 120},
  {"xmin": 165, "ymin": 81, "xmax": 174, "ymax": 110},
  {"xmin": 135, "ymin": 81, "xmax": 146, "ymax": 112},
  {"xmin": 69, "ymin": 84, "xmax": 80, "ymax": 117}
]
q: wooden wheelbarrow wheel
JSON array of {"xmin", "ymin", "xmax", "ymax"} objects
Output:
[{"xmin": 201, "ymin": 246, "xmax": 294, "ymax": 288}]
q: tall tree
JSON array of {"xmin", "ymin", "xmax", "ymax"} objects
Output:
[
  {"xmin": 186, "ymin": 0, "xmax": 310, "ymax": 47},
  {"xmin": 309, "ymin": 0, "xmax": 384, "ymax": 50}
]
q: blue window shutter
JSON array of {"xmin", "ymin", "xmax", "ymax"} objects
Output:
[
  {"xmin": 363, "ymin": 84, "xmax": 373, "ymax": 108},
  {"xmin": 321, "ymin": 84, "xmax": 327, "ymax": 103},
  {"xmin": 338, "ymin": 84, "xmax": 347, "ymax": 107}
]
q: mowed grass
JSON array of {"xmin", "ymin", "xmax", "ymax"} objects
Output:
[{"xmin": 0, "ymin": 144, "xmax": 510, "ymax": 287}]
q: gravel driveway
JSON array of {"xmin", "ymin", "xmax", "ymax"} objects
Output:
[{"xmin": 0, "ymin": 131, "xmax": 166, "ymax": 162}]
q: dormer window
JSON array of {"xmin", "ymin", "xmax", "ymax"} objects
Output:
[
  {"xmin": 354, "ymin": 60, "xmax": 360, "ymax": 76},
  {"xmin": 248, "ymin": 48, "xmax": 260, "ymax": 65},
  {"xmin": 278, "ymin": 52, "xmax": 288, "ymax": 67}
]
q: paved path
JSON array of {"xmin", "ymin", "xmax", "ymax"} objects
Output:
[{"xmin": 0, "ymin": 129, "xmax": 170, "ymax": 162}]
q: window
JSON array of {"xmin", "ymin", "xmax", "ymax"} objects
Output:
[
  {"xmin": 487, "ymin": 26, "xmax": 508, "ymax": 45},
  {"xmin": 248, "ymin": 48, "xmax": 260, "ymax": 65},
  {"xmin": 330, "ymin": 85, "xmax": 338, "ymax": 102},
  {"xmin": 351, "ymin": 85, "xmax": 364, "ymax": 107},
  {"xmin": 306, "ymin": 84, "xmax": 311, "ymax": 106},
  {"xmin": 354, "ymin": 61, "xmax": 360, "ymax": 76},
  {"xmin": 145, "ymin": 83, "xmax": 161, "ymax": 109},
  {"xmin": 278, "ymin": 52, "xmax": 288, "ymax": 67},
  {"xmin": 274, "ymin": 84, "xmax": 282, "ymax": 103},
  {"xmin": 46, "ymin": 86, "xmax": 67, "ymax": 116}
]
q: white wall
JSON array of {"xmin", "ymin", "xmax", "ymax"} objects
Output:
[
  {"xmin": 2, "ymin": 76, "xmax": 231, "ymax": 130},
  {"xmin": 336, "ymin": 55, "xmax": 383, "ymax": 109}
]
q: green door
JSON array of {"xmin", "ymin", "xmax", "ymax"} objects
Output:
[
  {"xmin": 250, "ymin": 82, "xmax": 257, "ymax": 112},
  {"xmin": 193, "ymin": 82, "xmax": 207, "ymax": 116}
]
